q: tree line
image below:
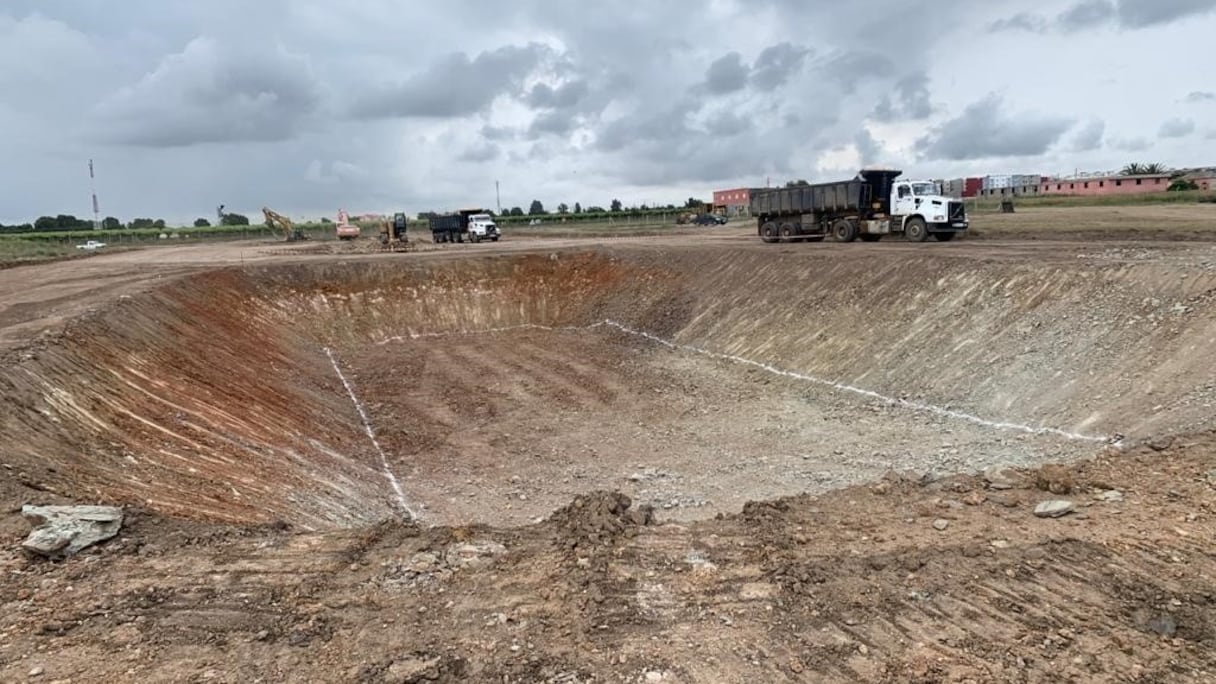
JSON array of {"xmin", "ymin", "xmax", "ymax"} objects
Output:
[
  {"xmin": 0, "ymin": 212, "xmax": 252, "ymax": 234},
  {"xmin": 444, "ymin": 196, "xmax": 708, "ymax": 220}
]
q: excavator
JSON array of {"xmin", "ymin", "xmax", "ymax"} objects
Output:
[{"xmin": 262, "ymin": 207, "xmax": 308, "ymax": 242}]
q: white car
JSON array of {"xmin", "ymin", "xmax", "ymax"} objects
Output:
[{"xmin": 75, "ymin": 240, "xmax": 106, "ymax": 250}]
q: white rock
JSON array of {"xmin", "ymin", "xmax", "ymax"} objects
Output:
[
  {"xmin": 1034, "ymin": 500, "xmax": 1076, "ymax": 518},
  {"xmin": 21, "ymin": 505, "xmax": 123, "ymax": 558}
]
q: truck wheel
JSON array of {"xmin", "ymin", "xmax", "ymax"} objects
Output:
[
  {"xmin": 779, "ymin": 223, "xmax": 797, "ymax": 242},
  {"xmin": 471, "ymin": 233, "xmax": 481, "ymax": 243},
  {"xmin": 905, "ymin": 218, "xmax": 929, "ymax": 242},
  {"xmin": 760, "ymin": 222, "xmax": 779, "ymax": 243},
  {"xmin": 832, "ymin": 219, "xmax": 858, "ymax": 243},
  {"xmin": 859, "ymin": 234, "xmax": 882, "ymax": 242},
  {"xmin": 933, "ymin": 232, "xmax": 956, "ymax": 242}
]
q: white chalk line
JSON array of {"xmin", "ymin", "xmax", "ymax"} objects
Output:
[
  {"xmin": 324, "ymin": 347, "xmax": 417, "ymax": 520},
  {"xmin": 375, "ymin": 320, "xmax": 1115, "ymax": 445}
]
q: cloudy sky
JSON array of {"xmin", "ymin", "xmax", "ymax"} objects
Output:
[{"xmin": 2, "ymin": 0, "xmax": 1215, "ymax": 224}]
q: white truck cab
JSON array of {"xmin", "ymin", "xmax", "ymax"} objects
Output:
[
  {"xmin": 466, "ymin": 213, "xmax": 500, "ymax": 242},
  {"xmin": 891, "ymin": 179, "xmax": 968, "ymax": 242}
]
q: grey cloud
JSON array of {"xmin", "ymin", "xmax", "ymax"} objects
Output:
[
  {"xmin": 1185, "ymin": 90, "xmax": 1216, "ymax": 102},
  {"xmin": 527, "ymin": 80, "xmax": 589, "ymax": 109},
  {"xmin": 1050, "ymin": 0, "xmax": 1216, "ymax": 31},
  {"xmin": 704, "ymin": 52, "xmax": 749, "ymax": 94},
  {"xmin": 1117, "ymin": 0, "xmax": 1216, "ymax": 27},
  {"xmin": 988, "ymin": 13, "xmax": 1049, "ymax": 32},
  {"xmin": 823, "ymin": 52, "xmax": 895, "ymax": 94},
  {"xmin": 527, "ymin": 110, "xmax": 580, "ymax": 138},
  {"xmin": 481, "ymin": 125, "xmax": 517, "ymax": 141},
  {"xmin": 704, "ymin": 111, "xmax": 752, "ymax": 137},
  {"xmin": 458, "ymin": 143, "xmax": 500, "ymax": 163},
  {"xmin": 1159, "ymin": 118, "xmax": 1196, "ymax": 138},
  {"xmin": 1071, "ymin": 119, "xmax": 1106, "ymax": 151},
  {"xmin": 855, "ymin": 128, "xmax": 883, "ymax": 166},
  {"xmin": 872, "ymin": 72, "xmax": 932, "ymax": 122},
  {"xmin": 750, "ymin": 43, "xmax": 810, "ymax": 91},
  {"xmin": 91, "ymin": 37, "xmax": 320, "ymax": 147},
  {"xmin": 352, "ymin": 43, "xmax": 553, "ymax": 119},
  {"xmin": 1057, "ymin": 1, "xmax": 1117, "ymax": 31},
  {"xmin": 915, "ymin": 94, "xmax": 1075, "ymax": 160}
]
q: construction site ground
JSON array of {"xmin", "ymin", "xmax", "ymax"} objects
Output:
[{"xmin": 1, "ymin": 207, "xmax": 1215, "ymax": 682}]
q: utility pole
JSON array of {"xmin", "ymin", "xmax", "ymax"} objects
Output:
[
  {"xmin": 495, "ymin": 180, "xmax": 501, "ymax": 215},
  {"xmin": 88, "ymin": 159, "xmax": 100, "ymax": 230}
]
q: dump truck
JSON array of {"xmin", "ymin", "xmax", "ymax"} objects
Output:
[
  {"xmin": 751, "ymin": 169, "xmax": 968, "ymax": 243},
  {"xmin": 428, "ymin": 209, "xmax": 501, "ymax": 243}
]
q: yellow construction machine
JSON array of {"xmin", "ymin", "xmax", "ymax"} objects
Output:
[{"xmin": 262, "ymin": 207, "xmax": 308, "ymax": 242}]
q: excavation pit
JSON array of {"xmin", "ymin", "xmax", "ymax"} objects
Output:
[{"xmin": 3, "ymin": 247, "xmax": 1211, "ymax": 530}]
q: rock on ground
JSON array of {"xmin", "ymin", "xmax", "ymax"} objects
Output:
[
  {"xmin": 21, "ymin": 505, "xmax": 124, "ymax": 558},
  {"xmin": 1033, "ymin": 500, "xmax": 1076, "ymax": 519}
]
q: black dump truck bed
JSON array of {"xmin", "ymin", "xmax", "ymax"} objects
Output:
[
  {"xmin": 428, "ymin": 214, "xmax": 465, "ymax": 233},
  {"xmin": 750, "ymin": 180, "xmax": 871, "ymax": 217}
]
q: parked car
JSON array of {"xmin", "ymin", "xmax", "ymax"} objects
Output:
[
  {"xmin": 75, "ymin": 240, "xmax": 106, "ymax": 250},
  {"xmin": 692, "ymin": 214, "xmax": 728, "ymax": 226}
]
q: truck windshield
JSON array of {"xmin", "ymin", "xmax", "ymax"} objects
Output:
[
  {"xmin": 911, "ymin": 183, "xmax": 938, "ymax": 196},
  {"xmin": 470, "ymin": 214, "xmax": 492, "ymax": 222}
]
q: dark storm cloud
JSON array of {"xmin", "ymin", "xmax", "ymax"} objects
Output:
[
  {"xmin": 1070, "ymin": 119, "xmax": 1106, "ymax": 151},
  {"xmin": 1184, "ymin": 91, "xmax": 1216, "ymax": 102},
  {"xmin": 750, "ymin": 43, "xmax": 811, "ymax": 91},
  {"xmin": 90, "ymin": 38, "xmax": 320, "ymax": 147},
  {"xmin": 351, "ymin": 43, "xmax": 553, "ymax": 119},
  {"xmin": 527, "ymin": 110, "xmax": 580, "ymax": 138},
  {"xmin": 915, "ymin": 94, "xmax": 1074, "ymax": 160},
  {"xmin": 988, "ymin": 13, "xmax": 1049, "ymax": 33},
  {"xmin": 872, "ymin": 73, "xmax": 932, "ymax": 122},
  {"xmin": 704, "ymin": 52, "xmax": 750, "ymax": 95},
  {"xmin": 1159, "ymin": 118, "xmax": 1196, "ymax": 138}
]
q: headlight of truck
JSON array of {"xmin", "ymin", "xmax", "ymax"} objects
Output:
[{"xmin": 933, "ymin": 214, "xmax": 945, "ymax": 222}]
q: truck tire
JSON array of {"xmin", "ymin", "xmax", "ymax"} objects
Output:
[
  {"xmin": 859, "ymin": 234, "xmax": 882, "ymax": 242},
  {"xmin": 933, "ymin": 232, "xmax": 956, "ymax": 242},
  {"xmin": 832, "ymin": 219, "xmax": 858, "ymax": 243},
  {"xmin": 760, "ymin": 222, "xmax": 779, "ymax": 243},
  {"xmin": 471, "ymin": 233, "xmax": 481, "ymax": 243},
  {"xmin": 779, "ymin": 222, "xmax": 797, "ymax": 242},
  {"xmin": 905, "ymin": 217, "xmax": 929, "ymax": 242}
]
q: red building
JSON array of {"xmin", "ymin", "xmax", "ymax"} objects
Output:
[
  {"xmin": 1039, "ymin": 174, "xmax": 1171, "ymax": 196},
  {"xmin": 713, "ymin": 188, "xmax": 751, "ymax": 216}
]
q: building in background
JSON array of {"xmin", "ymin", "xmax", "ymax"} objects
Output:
[
  {"xmin": 712, "ymin": 188, "xmax": 752, "ymax": 216},
  {"xmin": 942, "ymin": 177, "xmax": 983, "ymax": 198},
  {"xmin": 1038, "ymin": 173, "xmax": 1171, "ymax": 196}
]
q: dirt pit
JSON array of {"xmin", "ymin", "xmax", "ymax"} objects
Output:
[
  {"xmin": 344, "ymin": 327, "xmax": 1090, "ymax": 526},
  {"xmin": 3, "ymin": 243, "xmax": 1216, "ymax": 681}
]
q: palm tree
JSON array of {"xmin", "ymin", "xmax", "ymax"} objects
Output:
[{"xmin": 1121, "ymin": 162, "xmax": 1168, "ymax": 176}]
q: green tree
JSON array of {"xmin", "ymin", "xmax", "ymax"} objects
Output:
[
  {"xmin": 685, "ymin": 197, "xmax": 705, "ymax": 208},
  {"xmin": 528, "ymin": 200, "xmax": 546, "ymax": 215},
  {"xmin": 508, "ymin": 207, "xmax": 524, "ymax": 216},
  {"xmin": 610, "ymin": 199, "xmax": 622, "ymax": 212},
  {"xmin": 220, "ymin": 213, "xmax": 250, "ymax": 226},
  {"xmin": 585, "ymin": 206, "xmax": 605, "ymax": 213},
  {"xmin": 1121, "ymin": 162, "xmax": 1168, "ymax": 176},
  {"xmin": 785, "ymin": 179, "xmax": 809, "ymax": 187},
  {"xmin": 193, "ymin": 218, "xmax": 211, "ymax": 227},
  {"xmin": 102, "ymin": 216, "xmax": 122, "ymax": 230},
  {"xmin": 557, "ymin": 202, "xmax": 569, "ymax": 214},
  {"xmin": 34, "ymin": 217, "xmax": 57, "ymax": 231},
  {"xmin": 574, "ymin": 202, "xmax": 582, "ymax": 214},
  {"xmin": 153, "ymin": 219, "xmax": 166, "ymax": 229},
  {"xmin": 1168, "ymin": 179, "xmax": 1199, "ymax": 192}
]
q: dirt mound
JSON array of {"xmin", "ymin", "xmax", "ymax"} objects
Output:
[{"xmin": 548, "ymin": 491, "xmax": 654, "ymax": 551}]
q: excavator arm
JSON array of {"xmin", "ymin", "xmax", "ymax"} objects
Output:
[{"xmin": 262, "ymin": 207, "xmax": 307, "ymax": 242}]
